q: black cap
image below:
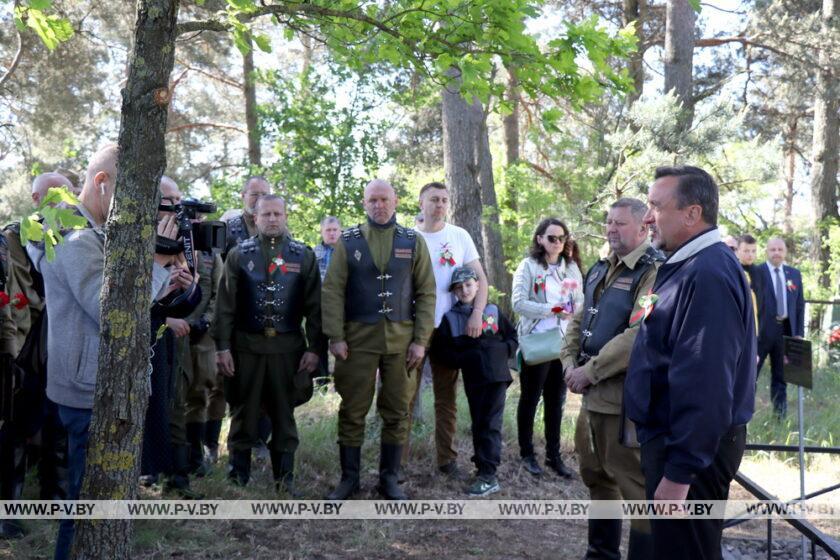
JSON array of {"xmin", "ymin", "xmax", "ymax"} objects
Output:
[{"xmin": 448, "ymin": 266, "xmax": 478, "ymax": 291}]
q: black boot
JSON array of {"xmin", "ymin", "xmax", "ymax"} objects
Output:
[
  {"xmin": 271, "ymin": 450, "xmax": 302, "ymax": 498},
  {"xmin": 204, "ymin": 419, "xmax": 222, "ymax": 464},
  {"xmin": 583, "ymin": 519, "xmax": 622, "ymax": 560},
  {"xmin": 0, "ymin": 434, "xmax": 26, "ymax": 539},
  {"xmin": 186, "ymin": 422, "xmax": 209, "ymax": 477},
  {"xmin": 546, "ymin": 453, "xmax": 574, "ymax": 479},
  {"xmin": 626, "ymin": 529, "xmax": 653, "ymax": 560},
  {"xmin": 165, "ymin": 445, "xmax": 204, "ymax": 499},
  {"xmin": 378, "ymin": 443, "xmax": 407, "ymax": 500},
  {"xmin": 325, "ymin": 445, "xmax": 360, "ymax": 500},
  {"xmin": 228, "ymin": 448, "xmax": 251, "ymax": 487}
]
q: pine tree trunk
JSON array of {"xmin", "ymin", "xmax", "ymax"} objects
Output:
[
  {"xmin": 71, "ymin": 1, "xmax": 179, "ymax": 558},
  {"xmin": 243, "ymin": 36, "xmax": 261, "ymax": 167},
  {"xmin": 502, "ymin": 66, "xmax": 520, "ymax": 168},
  {"xmin": 623, "ymin": 0, "xmax": 645, "ymax": 106},
  {"xmin": 473, "ymin": 103, "xmax": 511, "ymax": 311},
  {"xmin": 782, "ymin": 116, "xmax": 798, "ymax": 236},
  {"xmin": 809, "ymin": 0, "xmax": 840, "ymax": 293},
  {"xmin": 441, "ymin": 68, "xmax": 485, "ymax": 261},
  {"xmin": 664, "ymin": 0, "xmax": 695, "ymax": 127}
]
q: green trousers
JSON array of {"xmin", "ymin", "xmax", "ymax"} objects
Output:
[
  {"xmin": 227, "ymin": 350, "xmax": 300, "ymax": 454},
  {"xmin": 184, "ymin": 348, "xmax": 218, "ymax": 424},
  {"xmin": 334, "ymin": 350, "xmax": 415, "ymax": 447},
  {"xmin": 575, "ymin": 408, "xmax": 650, "ymax": 534}
]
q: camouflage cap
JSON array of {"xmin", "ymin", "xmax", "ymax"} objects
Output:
[{"xmin": 448, "ymin": 266, "xmax": 478, "ymax": 291}]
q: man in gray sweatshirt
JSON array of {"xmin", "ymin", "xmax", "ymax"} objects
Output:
[{"xmin": 28, "ymin": 144, "xmax": 176, "ymax": 560}]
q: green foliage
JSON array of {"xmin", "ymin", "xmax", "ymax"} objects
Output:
[
  {"xmin": 219, "ymin": 0, "xmax": 637, "ymax": 110},
  {"xmin": 19, "ymin": 187, "xmax": 87, "ymax": 262},
  {"xmin": 256, "ymin": 66, "xmax": 387, "ymax": 244},
  {"xmin": 14, "ymin": 0, "xmax": 74, "ymax": 51}
]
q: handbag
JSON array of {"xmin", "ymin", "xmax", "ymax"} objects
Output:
[{"xmin": 518, "ymin": 264, "xmax": 567, "ymax": 366}]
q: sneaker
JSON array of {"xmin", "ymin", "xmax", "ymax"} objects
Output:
[
  {"xmin": 521, "ymin": 455, "xmax": 543, "ymax": 476},
  {"xmin": 466, "ymin": 476, "xmax": 500, "ymax": 497},
  {"xmin": 139, "ymin": 474, "xmax": 158, "ymax": 487}
]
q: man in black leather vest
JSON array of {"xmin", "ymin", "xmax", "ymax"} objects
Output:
[
  {"xmin": 322, "ymin": 179, "xmax": 436, "ymax": 500},
  {"xmin": 561, "ymin": 198, "xmax": 663, "ymax": 560},
  {"xmin": 222, "ymin": 176, "xmax": 272, "ymax": 258},
  {"xmin": 213, "ymin": 195, "xmax": 323, "ymax": 495}
]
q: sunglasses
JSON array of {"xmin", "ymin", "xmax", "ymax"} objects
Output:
[{"xmin": 544, "ymin": 235, "xmax": 566, "ymax": 244}]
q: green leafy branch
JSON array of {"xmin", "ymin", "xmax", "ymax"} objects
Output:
[
  {"xmin": 19, "ymin": 187, "xmax": 89, "ymax": 262},
  {"xmin": 13, "ymin": 0, "xmax": 74, "ymax": 51}
]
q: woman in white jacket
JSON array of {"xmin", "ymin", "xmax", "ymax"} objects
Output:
[{"xmin": 511, "ymin": 218, "xmax": 583, "ymax": 478}]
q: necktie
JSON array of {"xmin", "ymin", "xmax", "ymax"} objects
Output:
[{"xmin": 774, "ymin": 267, "xmax": 785, "ymax": 318}]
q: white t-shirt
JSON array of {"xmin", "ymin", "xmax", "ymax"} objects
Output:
[
  {"xmin": 534, "ymin": 263, "xmax": 565, "ymax": 333},
  {"xmin": 418, "ymin": 223, "xmax": 481, "ymax": 327}
]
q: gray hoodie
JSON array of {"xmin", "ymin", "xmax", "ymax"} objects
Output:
[{"xmin": 28, "ymin": 203, "xmax": 169, "ymax": 409}]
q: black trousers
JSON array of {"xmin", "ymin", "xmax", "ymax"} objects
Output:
[
  {"xmin": 641, "ymin": 425, "xmax": 746, "ymax": 560},
  {"xmin": 463, "ymin": 372, "xmax": 508, "ymax": 477},
  {"xmin": 757, "ymin": 319, "xmax": 790, "ymax": 416},
  {"xmin": 517, "ymin": 358, "xmax": 566, "ymax": 459}
]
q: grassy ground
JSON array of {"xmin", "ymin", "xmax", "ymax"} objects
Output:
[{"xmin": 1, "ymin": 363, "xmax": 837, "ymax": 559}]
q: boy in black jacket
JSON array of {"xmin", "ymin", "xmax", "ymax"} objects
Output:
[{"xmin": 431, "ymin": 266, "xmax": 517, "ymax": 496}]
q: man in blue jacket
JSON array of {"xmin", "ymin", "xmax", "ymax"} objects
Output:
[
  {"xmin": 757, "ymin": 237, "xmax": 805, "ymax": 418},
  {"xmin": 625, "ymin": 165, "xmax": 756, "ymax": 560}
]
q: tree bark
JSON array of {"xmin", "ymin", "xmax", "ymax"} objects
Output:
[
  {"xmin": 441, "ymin": 68, "xmax": 485, "ymax": 261},
  {"xmin": 809, "ymin": 0, "xmax": 840, "ymax": 292},
  {"xmin": 664, "ymin": 0, "xmax": 695, "ymax": 127},
  {"xmin": 72, "ymin": 1, "xmax": 179, "ymax": 558},
  {"xmin": 473, "ymin": 102, "xmax": 511, "ymax": 311},
  {"xmin": 502, "ymin": 66, "xmax": 520, "ymax": 168},
  {"xmin": 243, "ymin": 36, "xmax": 261, "ymax": 167},
  {"xmin": 782, "ymin": 116, "xmax": 798, "ymax": 236},
  {"xmin": 623, "ymin": 0, "xmax": 645, "ymax": 106}
]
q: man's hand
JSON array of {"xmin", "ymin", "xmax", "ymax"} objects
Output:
[
  {"xmin": 466, "ymin": 309, "xmax": 483, "ymax": 338},
  {"xmin": 654, "ymin": 476, "xmax": 690, "ymax": 504},
  {"xmin": 216, "ymin": 350, "xmax": 235, "ymax": 377},
  {"xmin": 166, "ymin": 318, "xmax": 190, "ymax": 338},
  {"xmin": 406, "ymin": 343, "xmax": 425, "ymax": 372},
  {"xmin": 298, "ymin": 351, "xmax": 320, "ymax": 374},
  {"xmin": 330, "ymin": 341, "xmax": 349, "ymax": 360},
  {"xmin": 565, "ymin": 366, "xmax": 592, "ymax": 394},
  {"xmin": 169, "ymin": 267, "xmax": 195, "ymax": 291}
]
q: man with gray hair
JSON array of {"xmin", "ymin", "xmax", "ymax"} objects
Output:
[
  {"xmin": 561, "ymin": 197, "xmax": 663, "ymax": 560},
  {"xmin": 314, "ymin": 216, "xmax": 341, "ymax": 281}
]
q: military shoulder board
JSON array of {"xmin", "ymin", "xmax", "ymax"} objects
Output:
[{"xmin": 405, "ymin": 228, "xmax": 416, "ymax": 240}]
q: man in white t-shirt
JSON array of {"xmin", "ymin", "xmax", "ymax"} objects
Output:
[{"xmin": 406, "ymin": 181, "xmax": 489, "ymax": 476}]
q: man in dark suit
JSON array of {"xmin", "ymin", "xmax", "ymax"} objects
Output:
[{"xmin": 757, "ymin": 237, "xmax": 805, "ymax": 418}]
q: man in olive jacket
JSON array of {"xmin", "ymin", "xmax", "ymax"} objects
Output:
[{"xmin": 322, "ymin": 179, "xmax": 436, "ymax": 500}]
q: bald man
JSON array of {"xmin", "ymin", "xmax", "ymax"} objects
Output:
[
  {"xmin": 31, "ymin": 172, "xmax": 74, "ymax": 207},
  {"xmin": 27, "ymin": 144, "xmax": 175, "ymax": 559},
  {"xmin": 322, "ymin": 179, "xmax": 436, "ymax": 500},
  {"xmin": 757, "ymin": 238, "xmax": 804, "ymax": 418}
]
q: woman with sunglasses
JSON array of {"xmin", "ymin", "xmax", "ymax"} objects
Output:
[{"xmin": 511, "ymin": 217, "xmax": 583, "ymax": 478}]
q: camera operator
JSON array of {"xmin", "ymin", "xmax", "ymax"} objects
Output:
[
  {"xmin": 27, "ymin": 145, "xmax": 183, "ymax": 560},
  {"xmin": 140, "ymin": 176, "xmax": 210, "ymax": 499}
]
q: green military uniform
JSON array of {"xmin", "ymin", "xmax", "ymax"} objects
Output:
[
  {"xmin": 321, "ymin": 217, "xmax": 435, "ymax": 500},
  {"xmin": 169, "ymin": 250, "xmax": 224, "ymax": 474},
  {"xmin": 213, "ymin": 232, "xmax": 322, "ymax": 488},
  {"xmin": 2, "ymin": 226, "xmax": 44, "ymax": 354},
  {"xmin": 559, "ymin": 240, "xmax": 661, "ymax": 559}
]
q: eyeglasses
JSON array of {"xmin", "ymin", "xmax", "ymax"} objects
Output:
[{"xmin": 545, "ymin": 235, "xmax": 566, "ymax": 244}]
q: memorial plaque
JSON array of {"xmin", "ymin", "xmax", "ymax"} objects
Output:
[{"xmin": 783, "ymin": 336, "xmax": 813, "ymax": 389}]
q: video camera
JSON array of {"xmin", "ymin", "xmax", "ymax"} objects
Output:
[{"xmin": 155, "ymin": 198, "xmax": 226, "ymax": 273}]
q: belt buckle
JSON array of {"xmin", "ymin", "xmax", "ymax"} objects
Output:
[{"xmin": 264, "ymin": 327, "xmax": 277, "ymax": 338}]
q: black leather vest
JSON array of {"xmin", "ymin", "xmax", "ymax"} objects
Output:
[
  {"xmin": 235, "ymin": 236, "xmax": 308, "ymax": 334},
  {"xmin": 343, "ymin": 225, "xmax": 416, "ymax": 324},
  {"xmin": 578, "ymin": 246, "xmax": 664, "ymax": 362},
  {"xmin": 224, "ymin": 215, "xmax": 252, "ymax": 257}
]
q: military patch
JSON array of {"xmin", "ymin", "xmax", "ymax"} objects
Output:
[
  {"xmin": 247, "ymin": 260, "xmax": 255, "ymax": 272},
  {"xmin": 284, "ymin": 262, "xmax": 301, "ymax": 273},
  {"xmin": 612, "ymin": 277, "xmax": 633, "ymax": 291},
  {"xmin": 394, "ymin": 248, "xmax": 413, "ymax": 259},
  {"xmin": 354, "ymin": 249, "xmax": 362, "ymax": 262}
]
